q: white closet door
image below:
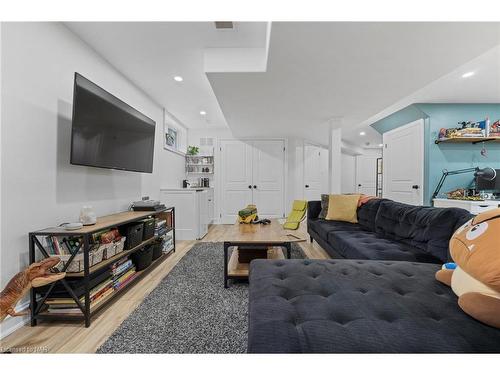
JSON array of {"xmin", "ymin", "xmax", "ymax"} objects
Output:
[
  {"xmin": 220, "ymin": 140, "xmax": 253, "ymax": 224},
  {"xmin": 356, "ymin": 155, "xmax": 378, "ymax": 196},
  {"xmin": 252, "ymin": 140, "xmax": 285, "ymax": 218},
  {"xmin": 383, "ymin": 119, "xmax": 424, "ymax": 205},
  {"xmin": 303, "ymin": 143, "xmax": 322, "ymax": 201}
]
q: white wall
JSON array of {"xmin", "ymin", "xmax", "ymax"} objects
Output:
[
  {"xmin": 341, "ymin": 153, "xmax": 357, "ymax": 193},
  {"xmin": 0, "ymin": 22, "xmax": 184, "ymax": 337}
]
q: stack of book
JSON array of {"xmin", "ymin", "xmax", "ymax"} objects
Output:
[
  {"xmin": 154, "ymin": 218, "xmax": 167, "ymax": 236},
  {"xmin": 45, "ymin": 277, "xmax": 115, "ymax": 314},
  {"xmin": 155, "ymin": 218, "xmax": 174, "ymax": 253},
  {"xmin": 45, "ymin": 257, "xmax": 137, "ymax": 315},
  {"xmin": 44, "ymin": 236, "xmax": 81, "ymax": 255},
  {"xmin": 111, "ymin": 258, "xmax": 137, "ymax": 290}
]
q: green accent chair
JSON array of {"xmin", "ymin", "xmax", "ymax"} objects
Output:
[{"xmin": 283, "ymin": 200, "xmax": 307, "ymax": 230}]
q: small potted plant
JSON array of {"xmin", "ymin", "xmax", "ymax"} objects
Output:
[{"xmin": 187, "ymin": 146, "xmax": 200, "ymax": 155}]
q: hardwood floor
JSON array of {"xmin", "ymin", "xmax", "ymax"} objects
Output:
[{"xmin": 0, "ymin": 223, "xmax": 329, "ymax": 353}]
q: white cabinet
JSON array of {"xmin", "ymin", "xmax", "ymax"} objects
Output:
[
  {"xmin": 433, "ymin": 198, "xmax": 500, "ymax": 214},
  {"xmin": 220, "ymin": 139, "xmax": 285, "ymax": 224},
  {"xmin": 207, "ymin": 188, "xmax": 215, "ymax": 224},
  {"xmin": 160, "ymin": 189, "xmax": 209, "ymax": 240}
]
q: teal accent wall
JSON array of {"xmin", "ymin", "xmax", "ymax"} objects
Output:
[{"xmin": 371, "ymin": 103, "xmax": 500, "ymax": 205}]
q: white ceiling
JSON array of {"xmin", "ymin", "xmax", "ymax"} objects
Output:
[
  {"xmin": 66, "ymin": 22, "xmax": 500, "ymax": 148},
  {"xmin": 358, "ymin": 44, "xmax": 500, "ymax": 130},
  {"xmin": 208, "ymin": 22, "xmax": 500, "ymax": 147},
  {"xmin": 65, "ymin": 22, "xmax": 268, "ymax": 129}
]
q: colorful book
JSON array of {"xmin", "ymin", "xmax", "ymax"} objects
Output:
[{"xmin": 112, "ymin": 259, "xmax": 133, "ymax": 276}]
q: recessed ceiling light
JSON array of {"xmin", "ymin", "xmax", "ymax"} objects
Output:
[
  {"xmin": 462, "ymin": 71, "xmax": 475, "ymax": 78},
  {"xmin": 199, "ymin": 110, "xmax": 207, "ymax": 116},
  {"xmin": 173, "ymin": 76, "xmax": 183, "ymax": 82},
  {"xmin": 359, "ymin": 131, "xmax": 366, "ymax": 136}
]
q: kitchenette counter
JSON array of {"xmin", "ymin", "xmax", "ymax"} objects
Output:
[
  {"xmin": 160, "ymin": 187, "xmax": 213, "ymax": 192},
  {"xmin": 160, "ymin": 188, "xmax": 215, "ymax": 240}
]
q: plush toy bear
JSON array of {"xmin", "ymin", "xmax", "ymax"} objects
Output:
[{"xmin": 436, "ymin": 208, "xmax": 500, "ymax": 328}]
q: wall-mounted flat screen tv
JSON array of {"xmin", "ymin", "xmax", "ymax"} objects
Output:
[{"xmin": 70, "ymin": 73, "xmax": 155, "ymax": 173}]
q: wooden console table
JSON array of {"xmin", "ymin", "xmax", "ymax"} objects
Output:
[{"xmin": 29, "ymin": 207, "xmax": 175, "ymax": 327}]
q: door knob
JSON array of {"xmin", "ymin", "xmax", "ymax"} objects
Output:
[
  {"xmin": 248, "ymin": 185, "xmax": 252, "ymax": 189},
  {"xmin": 253, "ymin": 185, "xmax": 257, "ymax": 189},
  {"xmin": 412, "ymin": 185, "xmax": 419, "ymax": 189},
  {"xmin": 305, "ymin": 184, "xmax": 310, "ymax": 188},
  {"xmin": 358, "ymin": 184, "xmax": 362, "ymax": 187}
]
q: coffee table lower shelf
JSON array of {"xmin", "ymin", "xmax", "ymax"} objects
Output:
[{"xmin": 223, "ymin": 241, "xmax": 291, "ymax": 288}]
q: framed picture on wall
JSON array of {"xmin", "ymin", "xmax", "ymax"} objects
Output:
[
  {"xmin": 165, "ymin": 127, "xmax": 177, "ymax": 148},
  {"xmin": 163, "ymin": 108, "xmax": 187, "ymax": 155}
]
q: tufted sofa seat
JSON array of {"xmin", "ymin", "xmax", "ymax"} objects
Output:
[
  {"xmin": 248, "ymin": 259, "xmax": 500, "ymax": 353},
  {"xmin": 307, "ymin": 198, "xmax": 473, "ymax": 263}
]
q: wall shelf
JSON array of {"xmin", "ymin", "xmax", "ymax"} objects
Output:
[
  {"xmin": 435, "ymin": 136, "xmax": 500, "ymax": 145},
  {"xmin": 186, "ymin": 155, "xmax": 214, "ymax": 174}
]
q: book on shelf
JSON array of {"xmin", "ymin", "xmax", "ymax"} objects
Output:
[
  {"xmin": 115, "ymin": 272, "xmax": 138, "ymax": 291},
  {"xmin": 43, "ymin": 236, "xmax": 83, "ymax": 256},
  {"xmin": 155, "ymin": 219, "xmax": 167, "ymax": 228},
  {"xmin": 45, "ymin": 277, "xmax": 114, "ymax": 305},
  {"xmin": 47, "ymin": 288, "xmax": 115, "ymax": 313},
  {"xmin": 112, "ymin": 259, "xmax": 133, "ymax": 276},
  {"xmin": 113, "ymin": 268, "xmax": 137, "ymax": 289}
]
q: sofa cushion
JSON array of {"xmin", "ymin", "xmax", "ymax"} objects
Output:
[
  {"xmin": 326, "ymin": 194, "xmax": 361, "ymax": 223},
  {"xmin": 374, "ymin": 200, "xmax": 473, "ymax": 263},
  {"xmin": 318, "ymin": 194, "xmax": 329, "ymax": 219},
  {"xmin": 356, "ymin": 198, "xmax": 385, "ymax": 232},
  {"xmin": 248, "ymin": 259, "xmax": 500, "ymax": 353},
  {"xmin": 328, "ymin": 231, "xmax": 441, "ymax": 263},
  {"xmin": 308, "ymin": 218, "xmax": 363, "ymax": 241}
]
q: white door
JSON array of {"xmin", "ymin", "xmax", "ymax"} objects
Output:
[
  {"xmin": 252, "ymin": 140, "xmax": 285, "ymax": 218},
  {"xmin": 303, "ymin": 143, "xmax": 322, "ymax": 201},
  {"xmin": 356, "ymin": 155, "xmax": 378, "ymax": 196},
  {"xmin": 220, "ymin": 140, "xmax": 253, "ymax": 224},
  {"xmin": 383, "ymin": 119, "xmax": 424, "ymax": 205},
  {"xmin": 341, "ymin": 153, "xmax": 357, "ymax": 193}
]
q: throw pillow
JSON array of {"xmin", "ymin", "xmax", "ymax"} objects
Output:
[
  {"xmin": 326, "ymin": 194, "xmax": 361, "ymax": 223},
  {"xmin": 318, "ymin": 194, "xmax": 329, "ymax": 219}
]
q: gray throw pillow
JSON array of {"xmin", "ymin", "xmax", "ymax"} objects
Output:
[{"xmin": 318, "ymin": 194, "xmax": 329, "ymax": 219}]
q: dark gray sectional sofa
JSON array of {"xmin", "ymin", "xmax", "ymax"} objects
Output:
[
  {"xmin": 307, "ymin": 198, "xmax": 472, "ymax": 263},
  {"xmin": 247, "ymin": 199, "xmax": 500, "ymax": 353}
]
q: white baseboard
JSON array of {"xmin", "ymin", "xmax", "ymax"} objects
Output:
[{"xmin": 0, "ymin": 300, "xmax": 30, "ymax": 340}]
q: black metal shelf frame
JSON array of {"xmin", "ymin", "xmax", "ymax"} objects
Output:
[{"xmin": 29, "ymin": 207, "xmax": 175, "ymax": 327}]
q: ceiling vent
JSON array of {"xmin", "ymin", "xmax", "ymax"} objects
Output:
[{"xmin": 214, "ymin": 21, "xmax": 234, "ymax": 30}]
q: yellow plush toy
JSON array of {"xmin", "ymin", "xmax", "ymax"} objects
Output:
[{"xmin": 436, "ymin": 208, "xmax": 500, "ymax": 328}]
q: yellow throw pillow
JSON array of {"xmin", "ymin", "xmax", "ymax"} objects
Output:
[{"xmin": 325, "ymin": 194, "xmax": 361, "ymax": 223}]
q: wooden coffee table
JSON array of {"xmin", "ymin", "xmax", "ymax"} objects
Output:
[{"xmin": 223, "ymin": 219, "xmax": 306, "ymax": 288}]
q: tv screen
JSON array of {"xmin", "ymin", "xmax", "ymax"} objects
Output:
[
  {"xmin": 70, "ymin": 73, "xmax": 155, "ymax": 173},
  {"xmin": 476, "ymin": 169, "xmax": 500, "ymax": 191}
]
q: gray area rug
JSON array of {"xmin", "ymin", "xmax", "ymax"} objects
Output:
[{"xmin": 97, "ymin": 242, "xmax": 305, "ymax": 353}]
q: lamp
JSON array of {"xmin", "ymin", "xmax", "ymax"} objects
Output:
[{"xmin": 431, "ymin": 167, "xmax": 496, "ymax": 201}]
